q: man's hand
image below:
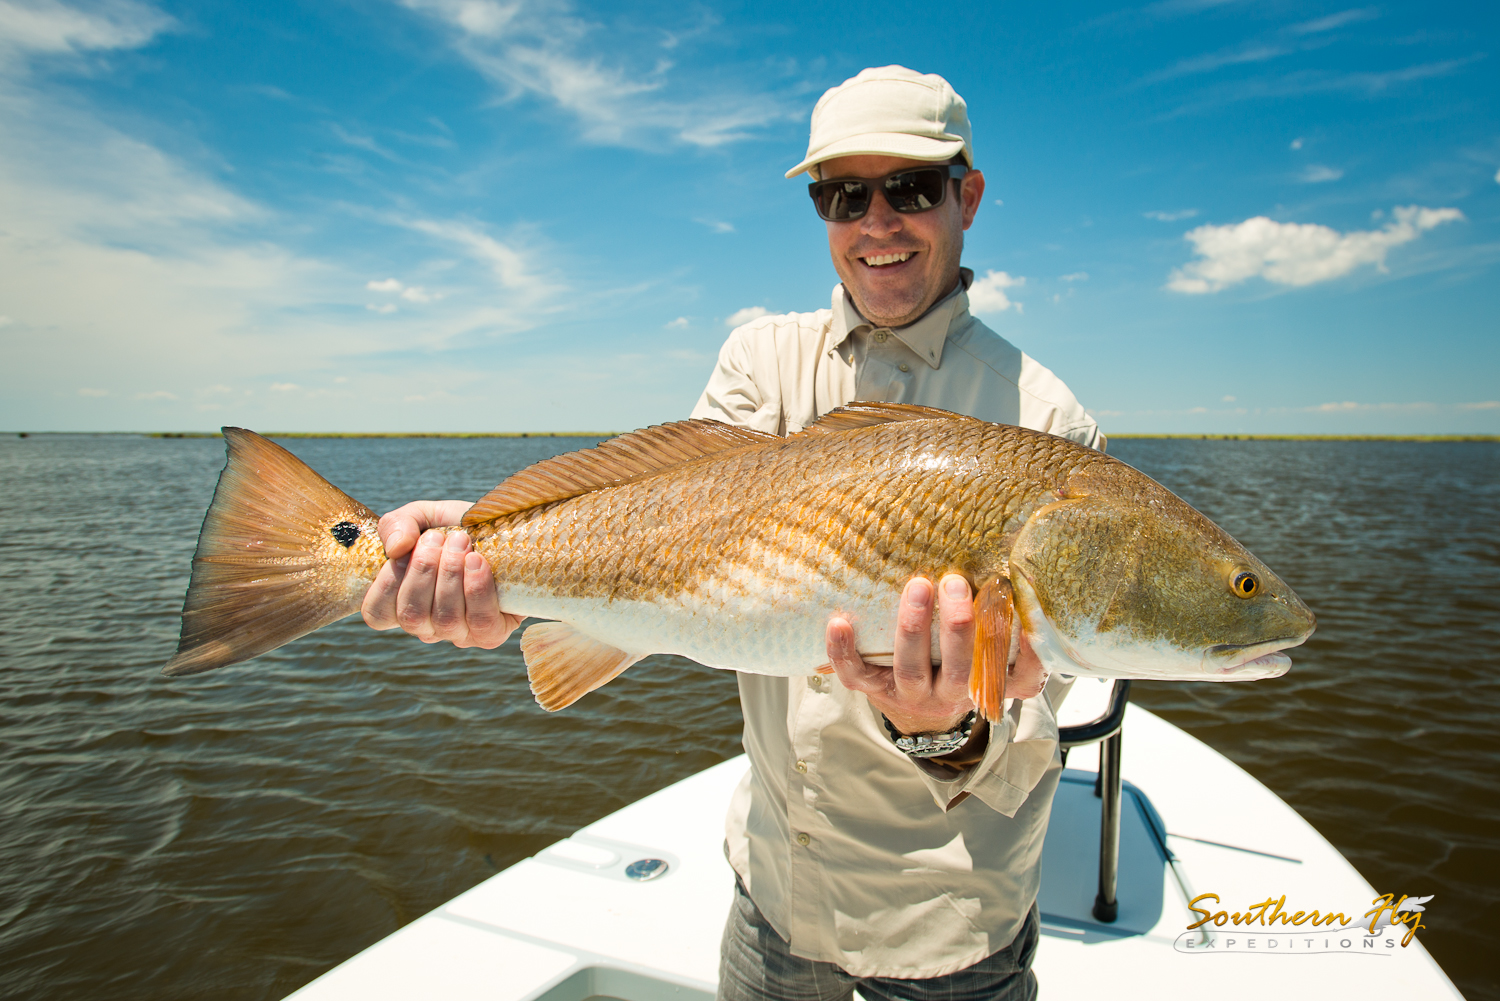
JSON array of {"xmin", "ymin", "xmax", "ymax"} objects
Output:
[
  {"xmin": 826, "ymin": 575, "xmax": 1049, "ymax": 735},
  {"xmin": 360, "ymin": 500, "xmax": 521, "ymax": 649}
]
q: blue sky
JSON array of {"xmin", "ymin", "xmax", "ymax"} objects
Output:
[{"xmin": 0, "ymin": 0, "xmax": 1495, "ymax": 434}]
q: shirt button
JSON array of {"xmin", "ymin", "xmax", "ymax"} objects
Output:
[
  {"xmin": 808, "ymin": 676, "xmax": 822, "ymax": 688},
  {"xmin": 795, "ymin": 760, "xmax": 808, "ymax": 773},
  {"xmin": 874, "ymin": 330, "xmax": 889, "ymax": 342},
  {"xmin": 796, "ymin": 833, "xmax": 811, "ymax": 847},
  {"xmin": 898, "ymin": 362, "xmax": 911, "ymax": 373}
]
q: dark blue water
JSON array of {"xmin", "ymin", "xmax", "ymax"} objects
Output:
[{"xmin": 0, "ymin": 434, "xmax": 1494, "ymax": 1000}]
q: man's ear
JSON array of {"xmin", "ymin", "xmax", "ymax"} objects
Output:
[{"xmin": 959, "ymin": 169, "xmax": 985, "ymax": 231}]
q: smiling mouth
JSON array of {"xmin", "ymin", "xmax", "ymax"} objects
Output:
[{"xmin": 861, "ymin": 252, "xmax": 914, "ymax": 267}]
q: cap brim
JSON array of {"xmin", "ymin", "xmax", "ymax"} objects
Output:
[{"xmin": 785, "ymin": 133, "xmax": 968, "ymax": 179}]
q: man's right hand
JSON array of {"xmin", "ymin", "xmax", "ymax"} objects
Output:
[{"xmin": 360, "ymin": 500, "xmax": 521, "ymax": 649}]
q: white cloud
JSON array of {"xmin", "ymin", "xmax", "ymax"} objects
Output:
[
  {"xmin": 1289, "ymin": 8, "xmax": 1379, "ymax": 35},
  {"xmin": 1299, "ymin": 164, "xmax": 1344, "ymax": 183},
  {"xmin": 1494, "ymin": 167, "xmax": 1500, "ymax": 185},
  {"xmin": 403, "ymin": 217, "xmax": 564, "ymax": 307},
  {"xmin": 665, "ymin": 316, "xmax": 689, "ymax": 329},
  {"xmin": 1144, "ymin": 209, "xmax": 1198, "ymax": 221},
  {"xmin": 725, "ymin": 306, "xmax": 770, "ymax": 327},
  {"xmin": 1222, "ymin": 394, "xmax": 1236, "ymax": 402},
  {"xmin": 968, "ymin": 270, "xmax": 1025, "ymax": 315},
  {"xmin": 1290, "ymin": 138, "xmax": 1304, "ymax": 150},
  {"xmin": 77, "ymin": 387, "xmax": 107, "ymax": 397},
  {"xmin": 401, "ymin": 285, "xmax": 433, "ymax": 303},
  {"xmin": 1059, "ymin": 272, "xmax": 1089, "ymax": 282},
  {"xmin": 1166, "ymin": 206, "xmax": 1465, "ymax": 293},
  {"xmin": 400, "ymin": 0, "xmax": 792, "ymax": 149},
  {"xmin": 366, "ymin": 303, "xmax": 398, "ymax": 314},
  {"xmin": 0, "ymin": 0, "xmax": 171, "ymax": 66},
  {"xmin": 269, "ymin": 382, "xmax": 300, "ymax": 392},
  {"xmin": 367, "ymin": 278, "xmax": 403, "ymax": 292},
  {"xmin": 1460, "ymin": 401, "xmax": 1500, "ymax": 410},
  {"xmin": 135, "ymin": 390, "xmax": 177, "ymax": 401},
  {"xmin": 696, "ymin": 218, "xmax": 734, "ymax": 234}
]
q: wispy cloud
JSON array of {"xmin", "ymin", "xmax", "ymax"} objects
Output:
[
  {"xmin": 696, "ymin": 218, "xmax": 735, "ymax": 234},
  {"xmin": 1059, "ymin": 272, "xmax": 1089, "ymax": 282},
  {"xmin": 1289, "ymin": 8, "xmax": 1379, "ymax": 36},
  {"xmin": 969, "ymin": 270, "xmax": 1025, "ymax": 315},
  {"xmin": 400, "ymin": 0, "xmax": 796, "ymax": 149},
  {"xmin": 1165, "ymin": 56, "xmax": 1485, "ymax": 117},
  {"xmin": 1145, "ymin": 209, "xmax": 1198, "ymax": 221},
  {"xmin": 1298, "ymin": 164, "xmax": 1344, "ymax": 183},
  {"xmin": 0, "ymin": 0, "xmax": 172, "ymax": 67},
  {"xmin": 1167, "ymin": 206, "xmax": 1464, "ymax": 294},
  {"xmin": 665, "ymin": 316, "xmax": 689, "ymax": 329},
  {"xmin": 1144, "ymin": 42, "xmax": 1295, "ymax": 84}
]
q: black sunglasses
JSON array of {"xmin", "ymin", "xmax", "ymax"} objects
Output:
[{"xmin": 808, "ymin": 164, "xmax": 968, "ymax": 222}]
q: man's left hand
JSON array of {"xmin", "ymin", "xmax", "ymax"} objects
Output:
[{"xmin": 826, "ymin": 574, "xmax": 1049, "ymax": 736}]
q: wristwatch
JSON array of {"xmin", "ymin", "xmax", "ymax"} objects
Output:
[{"xmin": 882, "ymin": 710, "xmax": 977, "ymax": 758}]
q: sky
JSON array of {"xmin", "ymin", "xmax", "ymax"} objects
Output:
[{"xmin": 0, "ymin": 0, "xmax": 1495, "ymax": 434}]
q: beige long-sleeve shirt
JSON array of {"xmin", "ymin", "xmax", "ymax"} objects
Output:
[{"xmin": 689, "ymin": 273, "xmax": 1101, "ymax": 979}]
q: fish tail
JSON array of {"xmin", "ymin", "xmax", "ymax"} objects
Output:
[{"xmin": 161, "ymin": 428, "xmax": 384, "ymax": 677}]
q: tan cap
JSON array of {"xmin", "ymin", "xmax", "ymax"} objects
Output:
[{"xmin": 786, "ymin": 66, "xmax": 972, "ymax": 180}]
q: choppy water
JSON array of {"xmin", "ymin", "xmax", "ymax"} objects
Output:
[{"xmin": 0, "ymin": 434, "xmax": 1494, "ymax": 1001}]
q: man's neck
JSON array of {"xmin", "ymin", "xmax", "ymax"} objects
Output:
[{"xmin": 846, "ymin": 271, "xmax": 966, "ymax": 330}]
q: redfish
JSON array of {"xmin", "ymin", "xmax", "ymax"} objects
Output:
[{"xmin": 162, "ymin": 403, "xmax": 1314, "ymax": 719}]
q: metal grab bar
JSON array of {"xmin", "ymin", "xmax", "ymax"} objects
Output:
[{"xmin": 1056, "ymin": 679, "xmax": 1132, "ymax": 923}]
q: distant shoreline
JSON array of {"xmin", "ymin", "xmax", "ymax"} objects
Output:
[{"xmin": 6, "ymin": 431, "xmax": 1499, "ymax": 442}]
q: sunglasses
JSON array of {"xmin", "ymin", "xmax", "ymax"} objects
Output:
[{"xmin": 809, "ymin": 165, "xmax": 968, "ymax": 222}]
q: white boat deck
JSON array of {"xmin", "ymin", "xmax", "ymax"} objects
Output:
[{"xmin": 287, "ymin": 688, "xmax": 1464, "ymax": 1000}]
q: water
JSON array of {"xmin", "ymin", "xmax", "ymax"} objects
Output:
[{"xmin": 0, "ymin": 434, "xmax": 1494, "ymax": 1000}]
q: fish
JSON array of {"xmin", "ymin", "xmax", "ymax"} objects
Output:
[{"xmin": 161, "ymin": 403, "xmax": 1315, "ymax": 720}]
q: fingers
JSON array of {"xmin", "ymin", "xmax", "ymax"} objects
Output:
[
  {"xmin": 1007, "ymin": 631, "xmax": 1050, "ymax": 700},
  {"xmin": 891, "ymin": 577, "xmax": 936, "ymax": 697},
  {"xmin": 933, "ymin": 574, "xmax": 976, "ymax": 704},
  {"xmin": 826, "ymin": 617, "xmax": 887, "ymax": 695},
  {"xmin": 429, "ymin": 531, "xmax": 473, "ymax": 642},
  {"xmin": 361, "ymin": 553, "xmax": 408, "ymax": 631},
  {"xmin": 377, "ymin": 500, "xmax": 474, "ymax": 560},
  {"xmin": 397, "ymin": 529, "xmax": 447, "ymax": 642},
  {"xmin": 457, "ymin": 551, "xmax": 515, "ymax": 649}
]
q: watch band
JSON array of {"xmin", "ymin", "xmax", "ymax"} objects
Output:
[{"xmin": 882, "ymin": 710, "xmax": 978, "ymax": 758}]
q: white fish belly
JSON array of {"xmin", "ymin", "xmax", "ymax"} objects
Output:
[{"xmin": 499, "ymin": 570, "xmax": 936, "ymax": 677}]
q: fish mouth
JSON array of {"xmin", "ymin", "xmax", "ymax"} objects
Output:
[
  {"xmin": 1205, "ymin": 637, "xmax": 1305, "ymax": 679},
  {"xmin": 1209, "ymin": 650, "xmax": 1292, "ymax": 679}
]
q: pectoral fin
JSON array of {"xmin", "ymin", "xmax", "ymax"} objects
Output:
[
  {"xmin": 970, "ymin": 578, "xmax": 1015, "ymax": 723},
  {"xmin": 520, "ymin": 622, "xmax": 643, "ymax": 711}
]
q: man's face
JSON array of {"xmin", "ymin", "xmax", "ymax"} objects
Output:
[{"xmin": 820, "ymin": 154, "xmax": 985, "ymax": 328}]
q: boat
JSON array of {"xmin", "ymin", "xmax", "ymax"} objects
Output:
[{"xmin": 284, "ymin": 678, "xmax": 1466, "ymax": 1000}]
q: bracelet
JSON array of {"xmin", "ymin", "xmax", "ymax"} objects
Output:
[{"xmin": 881, "ymin": 710, "xmax": 977, "ymax": 758}]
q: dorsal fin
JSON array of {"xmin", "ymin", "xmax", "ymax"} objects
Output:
[
  {"xmin": 462, "ymin": 419, "xmax": 778, "ymax": 526},
  {"xmin": 795, "ymin": 402, "xmax": 972, "ymax": 436}
]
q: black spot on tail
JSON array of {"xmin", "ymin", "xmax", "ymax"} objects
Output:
[{"xmin": 330, "ymin": 521, "xmax": 361, "ymax": 548}]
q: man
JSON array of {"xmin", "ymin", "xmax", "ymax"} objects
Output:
[{"xmin": 363, "ymin": 66, "xmax": 1100, "ymax": 1000}]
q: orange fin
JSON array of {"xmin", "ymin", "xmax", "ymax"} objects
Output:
[
  {"xmin": 163, "ymin": 428, "xmax": 382, "ymax": 677},
  {"xmin": 520, "ymin": 622, "xmax": 644, "ymax": 711},
  {"xmin": 464, "ymin": 420, "xmax": 777, "ymax": 527},
  {"xmin": 970, "ymin": 577, "xmax": 1015, "ymax": 723},
  {"xmin": 795, "ymin": 402, "xmax": 977, "ymax": 436}
]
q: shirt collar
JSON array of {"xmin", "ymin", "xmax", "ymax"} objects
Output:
[{"xmin": 830, "ymin": 267, "xmax": 973, "ymax": 370}]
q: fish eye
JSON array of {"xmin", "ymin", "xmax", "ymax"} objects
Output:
[{"xmin": 1231, "ymin": 571, "xmax": 1259, "ymax": 598}]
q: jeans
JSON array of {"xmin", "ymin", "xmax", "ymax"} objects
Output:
[{"xmin": 717, "ymin": 878, "xmax": 1039, "ymax": 1001}]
